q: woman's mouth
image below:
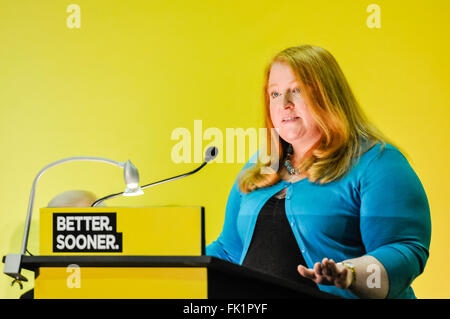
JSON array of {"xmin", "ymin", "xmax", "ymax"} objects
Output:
[{"xmin": 282, "ymin": 116, "xmax": 300, "ymax": 123}]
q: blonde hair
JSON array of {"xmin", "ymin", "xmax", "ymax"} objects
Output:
[{"xmin": 239, "ymin": 45, "xmax": 394, "ymax": 193}]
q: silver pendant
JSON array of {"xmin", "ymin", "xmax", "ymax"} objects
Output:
[{"xmin": 284, "ymin": 159, "xmax": 301, "ymax": 175}]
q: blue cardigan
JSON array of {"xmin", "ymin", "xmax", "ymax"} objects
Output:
[{"xmin": 206, "ymin": 142, "xmax": 431, "ymax": 299}]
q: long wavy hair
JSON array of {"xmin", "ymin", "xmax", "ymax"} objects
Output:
[{"xmin": 238, "ymin": 45, "xmax": 394, "ymax": 194}]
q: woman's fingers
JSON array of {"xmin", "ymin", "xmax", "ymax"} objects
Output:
[
  {"xmin": 324, "ymin": 258, "xmax": 340, "ymax": 283},
  {"xmin": 314, "ymin": 262, "xmax": 327, "ymax": 284},
  {"xmin": 320, "ymin": 258, "xmax": 344, "ymax": 285},
  {"xmin": 322, "ymin": 258, "xmax": 329, "ymax": 277},
  {"xmin": 297, "ymin": 265, "xmax": 316, "ymax": 280},
  {"xmin": 298, "ymin": 263, "xmax": 324, "ymax": 284},
  {"xmin": 328, "ymin": 259, "xmax": 338, "ymax": 278},
  {"xmin": 314, "ymin": 261, "xmax": 323, "ymax": 276},
  {"xmin": 298, "ymin": 258, "xmax": 351, "ymax": 288}
]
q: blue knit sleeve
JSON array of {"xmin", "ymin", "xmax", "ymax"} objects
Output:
[
  {"xmin": 359, "ymin": 145, "xmax": 431, "ymax": 298},
  {"xmin": 205, "ymin": 151, "xmax": 260, "ymax": 264}
]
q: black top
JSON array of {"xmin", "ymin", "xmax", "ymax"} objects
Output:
[{"xmin": 242, "ymin": 195, "xmax": 318, "ymax": 289}]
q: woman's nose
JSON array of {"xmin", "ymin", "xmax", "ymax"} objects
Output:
[
  {"xmin": 282, "ymin": 91, "xmax": 294, "ymax": 109},
  {"xmin": 283, "ymin": 102, "xmax": 294, "ymax": 109}
]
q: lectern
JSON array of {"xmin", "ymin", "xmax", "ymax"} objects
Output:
[{"xmin": 3, "ymin": 206, "xmax": 339, "ymax": 299}]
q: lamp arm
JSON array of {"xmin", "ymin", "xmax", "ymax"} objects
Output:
[
  {"xmin": 3, "ymin": 156, "xmax": 126, "ymax": 284},
  {"xmin": 20, "ymin": 156, "xmax": 124, "ymax": 255}
]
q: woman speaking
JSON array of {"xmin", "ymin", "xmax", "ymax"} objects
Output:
[{"xmin": 206, "ymin": 45, "xmax": 431, "ymax": 299}]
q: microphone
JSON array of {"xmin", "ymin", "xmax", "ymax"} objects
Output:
[
  {"xmin": 204, "ymin": 146, "xmax": 218, "ymax": 163},
  {"xmin": 92, "ymin": 146, "xmax": 219, "ymax": 207}
]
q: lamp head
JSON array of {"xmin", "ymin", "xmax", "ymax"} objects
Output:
[{"xmin": 123, "ymin": 160, "xmax": 144, "ymax": 196}]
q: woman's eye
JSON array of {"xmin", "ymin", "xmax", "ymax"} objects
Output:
[
  {"xmin": 271, "ymin": 92, "xmax": 280, "ymax": 98},
  {"xmin": 293, "ymin": 88, "xmax": 301, "ymax": 94}
]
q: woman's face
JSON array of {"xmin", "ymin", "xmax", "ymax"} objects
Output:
[{"xmin": 268, "ymin": 61, "xmax": 322, "ymax": 147}]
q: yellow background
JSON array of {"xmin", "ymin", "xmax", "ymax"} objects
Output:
[{"xmin": 0, "ymin": 0, "xmax": 449, "ymax": 298}]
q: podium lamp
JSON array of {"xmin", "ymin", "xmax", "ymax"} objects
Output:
[{"xmin": 3, "ymin": 156, "xmax": 144, "ymax": 287}]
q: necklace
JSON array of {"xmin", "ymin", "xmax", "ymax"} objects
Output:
[
  {"xmin": 284, "ymin": 158, "xmax": 302, "ymax": 175},
  {"xmin": 284, "ymin": 144, "xmax": 302, "ymax": 175}
]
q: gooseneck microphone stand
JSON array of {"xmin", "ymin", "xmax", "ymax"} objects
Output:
[{"xmin": 92, "ymin": 146, "xmax": 219, "ymax": 207}]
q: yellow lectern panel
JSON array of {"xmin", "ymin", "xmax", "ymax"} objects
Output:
[
  {"xmin": 36, "ymin": 206, "xmax": 206, "ymax": 299},
  {"xmin": 39, "ymin": 206, "xmax": 204, "ymax": 255},
  {"xmin": 35, "ymin": 267, "xmax": 207, "ymax": 299}
]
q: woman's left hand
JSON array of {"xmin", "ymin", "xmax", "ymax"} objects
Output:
[{"xmin": 297, "ymin": 257, "xmax": 353, "ymax": 289}]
